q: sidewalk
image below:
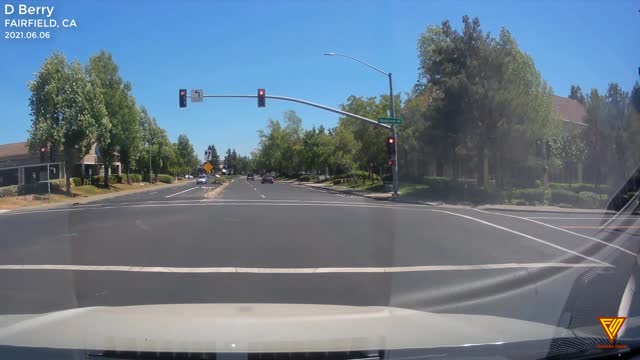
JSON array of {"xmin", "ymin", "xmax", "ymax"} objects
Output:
[
  {"xmin": 298, "ymin": 182, "xmax": 619, "ymax": 214},
  {"xmin": 0, "ymin": 180, "xmax": 188, "ymax": 212}
]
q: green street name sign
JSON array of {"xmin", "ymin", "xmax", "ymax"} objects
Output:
[{"xmin": 378, "ymin": 117, "xmax": 402, "ymax": 125}]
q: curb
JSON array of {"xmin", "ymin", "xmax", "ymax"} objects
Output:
[
  {"xmin": 298, "ymin": 182, "xmax": 620, "ymax": 214},
  {"xmin": 476, "ymin": 206, "xmax": 617, "ymax": 215},
  {"xmin": 204, "ymin": 179, "xmax": 232, "ymax": 199},
  {"xmin": 0, "ymin": 181, "xmax": 188, "ymax": 212},
  {"xmin": 299, "ymin": 183, "xmax": 392, "ymax": 201}
]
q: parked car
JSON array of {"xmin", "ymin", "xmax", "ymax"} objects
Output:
[
  {"xmin": 247, "ymin": 173, "xmax": 255, "ymax": 181},
  {"xmin": 184, "ymin": 174, "xmax": 193, "ymax": 179},
  {"xmin": 261, "ymin": 174, "xmax": 274, "ymax": 184},
  {"xmin": 196, "ymin": 175, "xmax": 208, "ymax": 184}
]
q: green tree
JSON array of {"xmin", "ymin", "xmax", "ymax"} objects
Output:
[
  {"xmin": 27, "ymin": 53, "xmax": 109, "ymax": 195},
  {"xmin": 175, "ymin": 134, "xmax": 199, "ymax": 175},
  {"xmin": 86, "ymin": 50, "xmax": 135, "ymax": 187},
  {"xmin": 414, "ymin": 16, "xmax": 557, "ymax": 189},
  {"xmin": 569, "ymin": 85, "xmax": 586, "ymax": 104}
]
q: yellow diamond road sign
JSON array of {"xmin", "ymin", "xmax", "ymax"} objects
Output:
[{"xmin": 203, "ymin": 162, "xmax": 213, "ymax": 173}]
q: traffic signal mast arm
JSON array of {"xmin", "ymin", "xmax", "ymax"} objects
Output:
[{"xmin": 198, "ymin": 93, "xmax": 391, "ymax": 130}]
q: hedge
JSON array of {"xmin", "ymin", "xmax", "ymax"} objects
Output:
[
  {"xmin": 550, "ymin": 188, "xmax": 580, "ymax": 205},
  {"xmin": 298, "ymin": 175, "xmax": 319, "ymax": 182},
  {"xmin": 130, "ymin": 174, "xmax": 142, "ymax": 183},
  {"xmin": 157, "ymin": 174, "xmax": 174, "ymax": 184},
  {"xmin": 549, "ymin": 183, "xmax": 610, "ymax": 195},
  {"xmin": 71, "ymin": 177, "xmax": 82, "ymax": 187},
  {"xmin": 509, "ymin": 188, "xmax": 545, "ymax": 204},
  {"xmin": 578, "ymin": 191, "xmax": 602, "ymax": 209}
]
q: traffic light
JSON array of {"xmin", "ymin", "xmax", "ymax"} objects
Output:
[
  {"xmin": 257, "ymin": 88, "xmax": 266, "ymax": 108},
  {"xmin": 179, "ymin": 89, "xmax": 187, "ymax": 108},
  {"xmin": 39, "ymin": 146, "xmax": 46, "ymax": 163},
  {"xmin": 386, "ymin": 137, "xmax": 396, "ymax": 160},
  {"xmin": 50, "ymin": 144, "xmax": 56, "ymax": 162}
]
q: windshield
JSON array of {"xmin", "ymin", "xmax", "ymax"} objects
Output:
[{"xmin": 1, "ymin": 0, "xmax": 639, "ymax": 358}]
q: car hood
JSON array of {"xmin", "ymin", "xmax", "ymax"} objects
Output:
[{"xmin": 0, "ymin": 303, "xmax": 579, "ymax": 353}]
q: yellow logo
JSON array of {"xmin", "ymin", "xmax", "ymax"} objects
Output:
[{"xmin": 598, "ymin": 317, "xmax": 626, "ymax": 342}]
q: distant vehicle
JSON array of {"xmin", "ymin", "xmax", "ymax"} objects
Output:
[
  {"xmin": 261, "ymin": 174, "xmax": 274, "ymax": 184},
  {"xmin": 247, "ymin": 173, "xmax": 255, "ymax": 181},
  {"xmin": 196, "ymin": 175, "xmax": 208, "ymax": 184},
  {"xmin": 184, "ymin": 174, "xmax": 193, "ymax": 179}
]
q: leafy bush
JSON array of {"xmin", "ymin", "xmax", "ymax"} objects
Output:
[
  {"xmin": 49, "ymin": 179, "xmax": 66, "ymax": 192},
  {"xmin": 298, "ymin": 175, "xmax": 319, "ymax": 182},
  {"xmin": 509, "ymin": 188, "xmax": 544, "ymax": 204},
  {"xmin": 549, "ymin": 183, "xmax": 610, "ymax": 194},
  {"xmin": 0, "ymin": 185, "xmax": 18, "ymax": 198},
  {"xmin": 578, "ymin": 191, "xmax": 602, "ymax": 209},
  {"xmin": 550, "ymin": 188, "xmax": 579, "ymax": 205},
  {"xmin": 71, "ymin": 177, "xmax": 82, "ymax": 187},
  {"xmin": 130, "ymin": 174, "xmax": 143, "ymax": 183},
  {"xmin": 514, "ymin": 199, "xmax": 528, "ymax": 206},
  {"xmin": 157, "ymin": 174, "xmax": 174, "ymax": 184}
]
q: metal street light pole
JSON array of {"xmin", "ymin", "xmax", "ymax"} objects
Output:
[{"xmin": 324, "ymin": 52, "xmax": 399, "ymax": 195}]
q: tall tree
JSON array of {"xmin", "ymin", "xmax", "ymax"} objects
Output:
[
  {"xmin": 27, "ymin": 53, "xmax": 109, "ymax": 195},
  {"xmin": 85, "ymin": 50, "xmax": 134, "ymax": 187},
  {"xmin": 569, "ymin": 85, "xmax": 586, "ymax": 104},
  {"xmin": 175, "ymin": 134, "xmax": 199, "ymax": 175}
]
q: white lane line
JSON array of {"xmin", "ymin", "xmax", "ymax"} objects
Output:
[
  {"xmin": 148, "ymin": 192, "xmax": 158, "ymax": 195},
  {"xmin": 261, "ymin": 194, "xmax": 266, "ymax": 198},
  {"xmin": 474, "ymin": 209, "xmax": 636, "ymax": 256},
  {"xmin": 165, "ymin": 187, "xmax": 199, "ymax": 198},
  {"xmin": 0, "ymin": 210, "xmax": 9, "ymax": 213},
  {"xmin": 426, "ymin": 209, "xmax": 612, "ymax": 266},
  {"xmin": 0, "ymin": 262, "xmax": 609, "ymax": 274}
]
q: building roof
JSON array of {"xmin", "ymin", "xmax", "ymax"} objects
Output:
[
  {"xmin": 0, "ymin": 142, "xmax": 30, "ymax": 158},
  {"xmin": 552, "ymin": 95, "xmax": 587, "ymax": 126}
]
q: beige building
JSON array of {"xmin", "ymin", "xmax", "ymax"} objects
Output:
[{"xmin": 0, "ymin": 142, "xmax": 120, "ymax": 187}]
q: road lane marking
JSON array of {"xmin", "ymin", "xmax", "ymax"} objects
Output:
[
  {"xmin": 0, "ymin": 262, "xmax": 610, "ymax": 274},
  {"xmin": 426, "ymin": 209, "xmax": 612, "ymax": 265},
  {"xmin": 525, "ymin": 217, "xmax": 639, "ymax": 220},
  {"xmin": 165, "ymin": 187, "xmax": 199, "ymax": 198},
  {"xmin": 561, "ymin": 225, "xmax": 640, "ymax": 229},
  {"xmin": 148, "ymin": 192, "xmax": 158, "ymax": 195},
  {"xmin": 261, "ymin": 194, "xmax": 265, "ymax": 198},
  {"xmin": 474, "ymin": 209, "xmax": 636, "ymax": 256}
]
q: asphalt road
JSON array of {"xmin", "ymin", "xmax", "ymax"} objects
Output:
[{"xmin": 1, "ymin": 175, "xmax": 640, "ymax": 337}]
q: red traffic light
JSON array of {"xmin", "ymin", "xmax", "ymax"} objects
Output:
[
  {"xmin": 180, "ymin": 90, "xmax": 185, "ymax": 95},
  {"xmin": 258, "ymin": 89, "xmax": 264, "ymax": 95},
  {"xmin": 388, "ymin": 160, "xmax": 394, "ymax": 166},
  {"xmin": 387, "ymin": 137, "xmax": 395, "ymax": 144},
  {"xmin": 40, "ymin": 147, "xmax": 46, "ymax": 153}
]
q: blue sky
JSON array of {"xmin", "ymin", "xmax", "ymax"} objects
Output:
[{"xmin": 1, "ymin": 0, "xmax": 638, "ymax": 158}]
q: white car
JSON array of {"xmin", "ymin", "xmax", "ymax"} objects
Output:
[
  {"xmin": 195, "ymin": 175, "xmax": 208, "ymax": 184},
  {"xmin": 184, "ymin": 174, "xmax": 193, "ymax": 179}
]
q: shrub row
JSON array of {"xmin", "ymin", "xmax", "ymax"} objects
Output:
[
  {"xmin": 157, "ymin": 174, "xmax": 174, "ymax": 184},
  {"xmin": 549, "ymin": 183, "xmax": 610, "ymax": 195},
  {"xmin": 298, "ymin": 175, "xmax": 320, "ymax": 182}
]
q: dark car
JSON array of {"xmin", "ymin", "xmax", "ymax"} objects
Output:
[
  {"xmin": 247, "ymin": 173, "xmax": 255, "ymax": 181},
  {"xmin": 261, "ymin": 175, "xmax": 274, "ymax": 184}
]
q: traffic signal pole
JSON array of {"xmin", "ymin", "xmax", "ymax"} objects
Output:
[{"xmin": 388, "ymin": 73, "xmax": 399, "ymax": 196}]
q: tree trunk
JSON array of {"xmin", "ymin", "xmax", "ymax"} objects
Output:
[
  {"xmin": 103, "ymin": 159, "xmax": 110, "ymax": 188},
  {"xmin": 63, "ymin": 149, "xmax": 73, "ymax": 196},
  {"xmin": 477, "ymin": 145, "xmax": 486, "ymax": 187}
]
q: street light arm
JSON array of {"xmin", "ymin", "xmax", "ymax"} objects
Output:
[{"xmin": 325, "ymin": 53, "xmax": 389, "ymax": 77}]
